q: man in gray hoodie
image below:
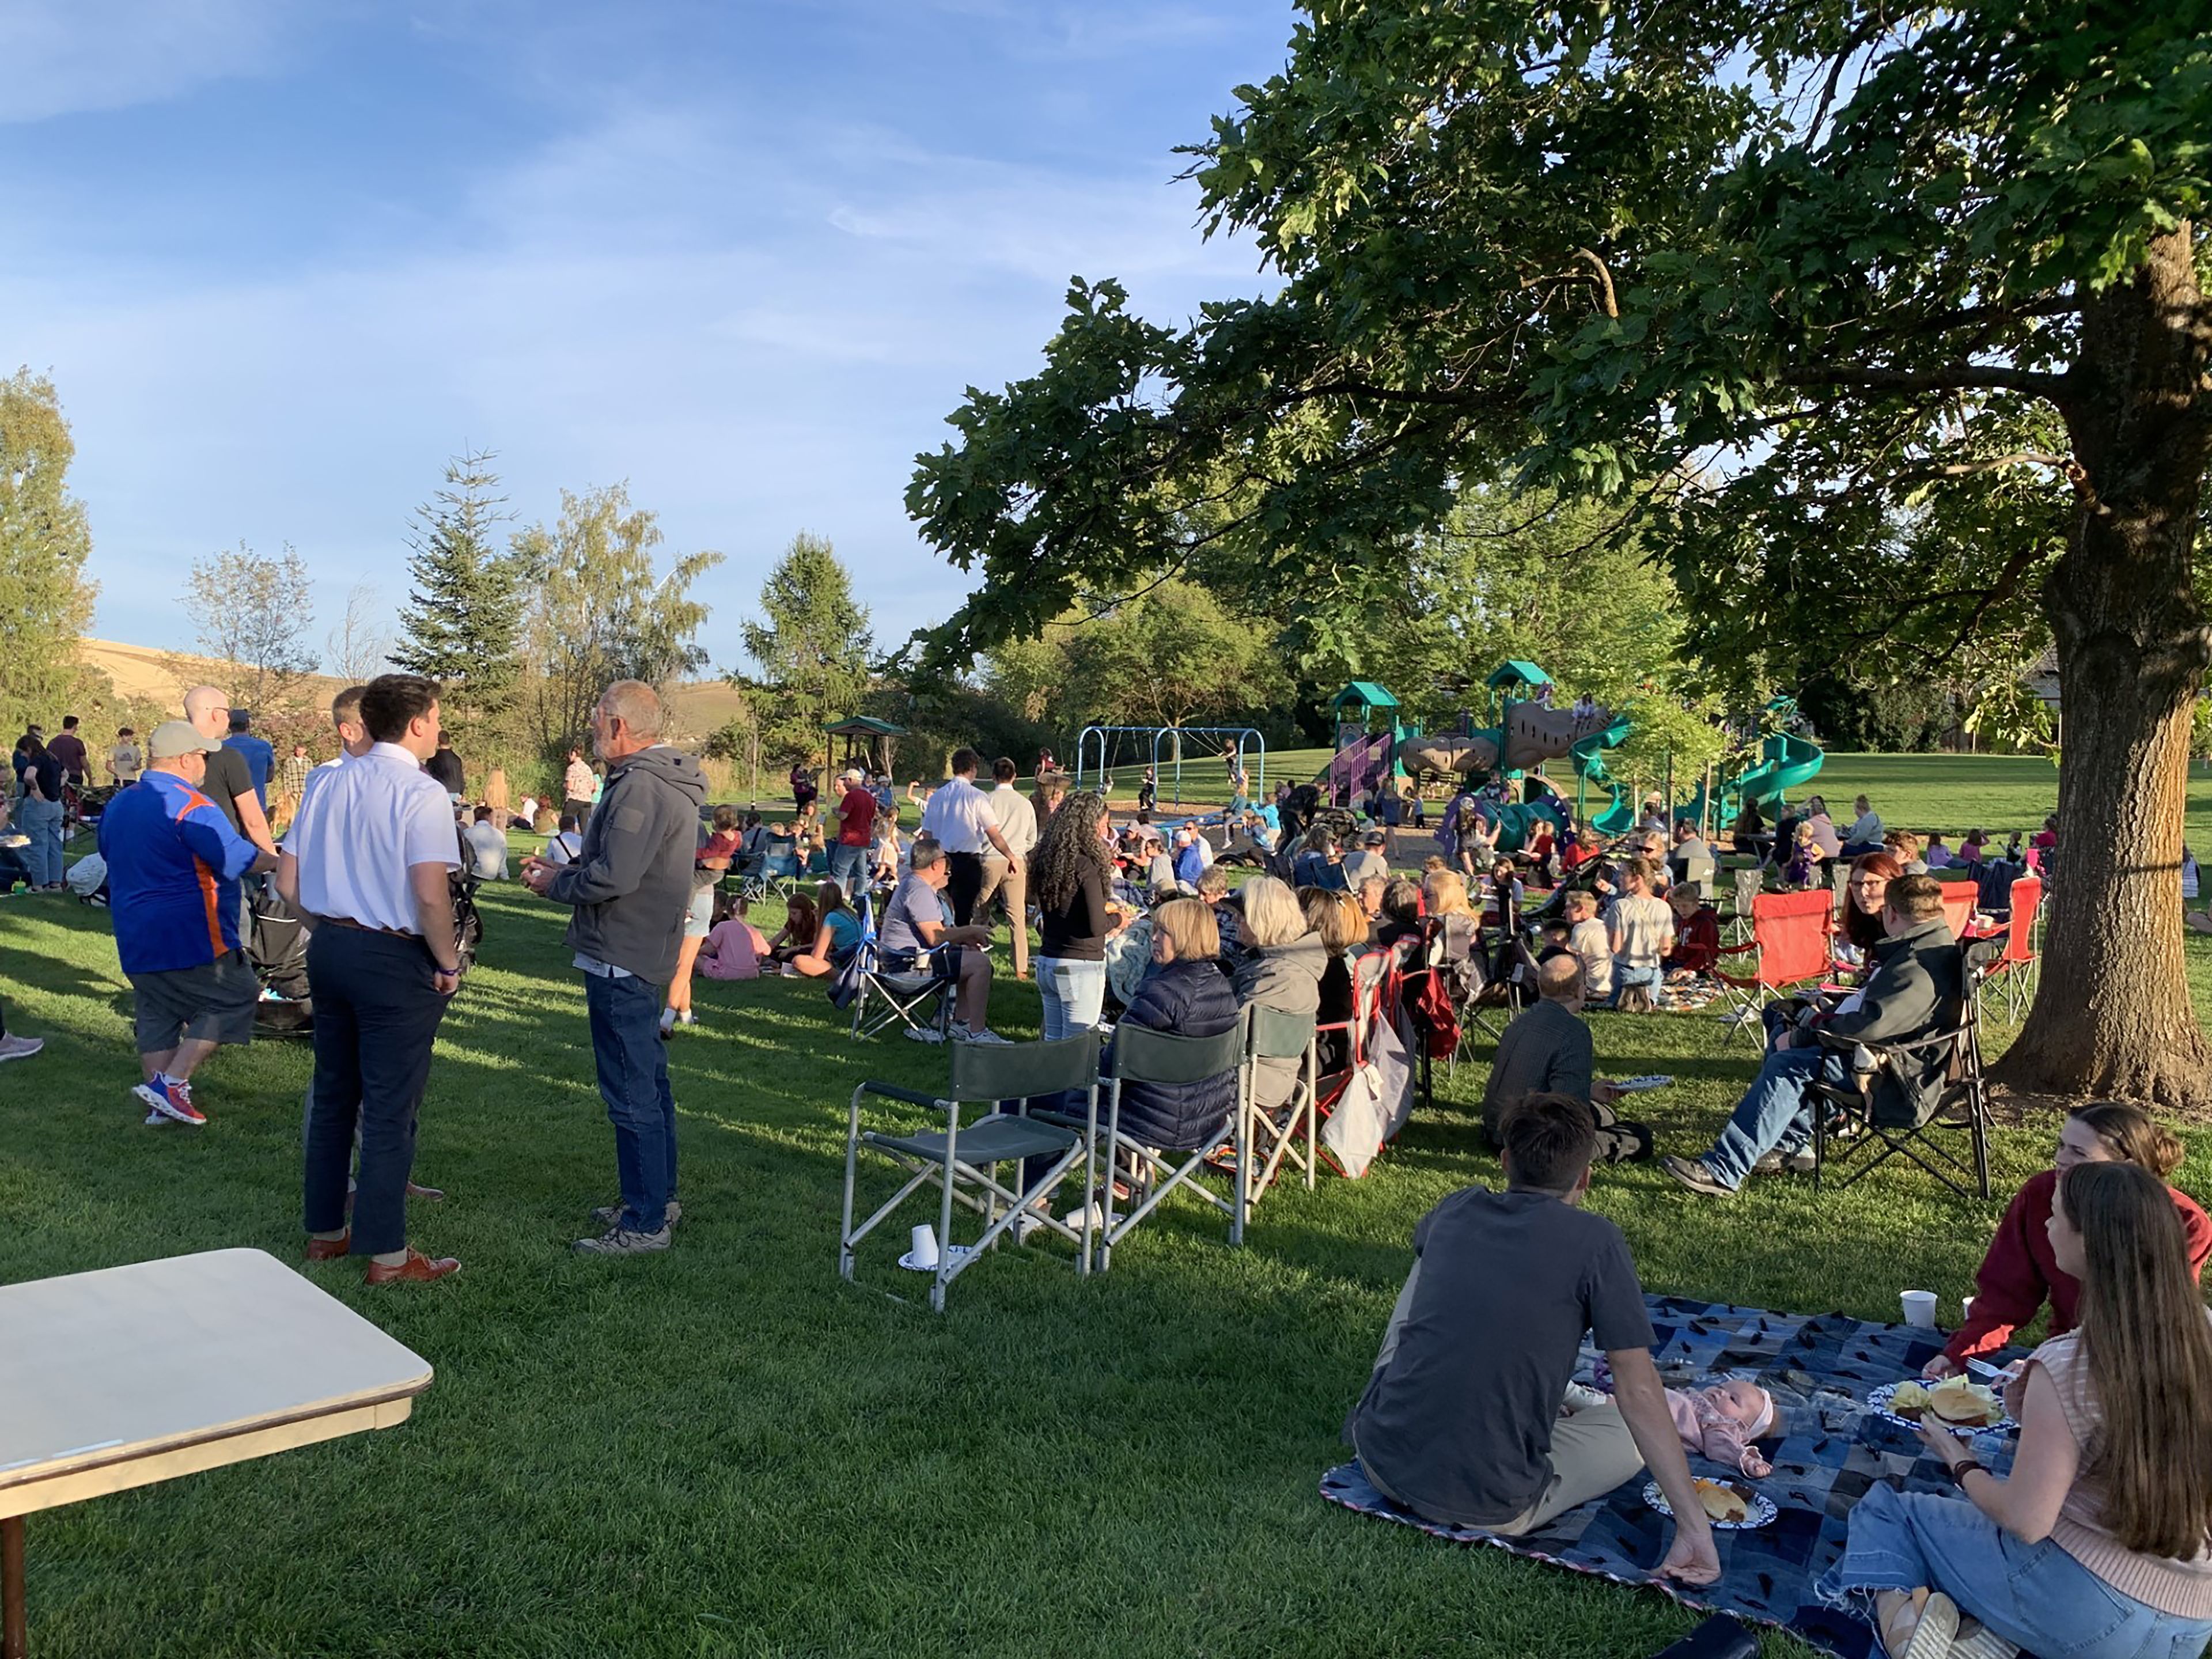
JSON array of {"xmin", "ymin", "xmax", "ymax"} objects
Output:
[{"xmin": 522, "ymin": 680, "xmax": 706, "ymax": 1255}]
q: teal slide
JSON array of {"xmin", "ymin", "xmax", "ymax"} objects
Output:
[
  {"xmin": 1688, "ymin": 729, "xmax": 1825, "ymax": 830},
  {"xmin": 1569, "ymin": 714, "xmax": 1638, "ymax": 835}
]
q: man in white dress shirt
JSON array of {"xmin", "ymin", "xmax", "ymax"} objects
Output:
[
  {"xmin": 917, "ymin": 747, "xmax": 1021, "ymax": 928},
  {"xmin": 974, "ymin": 755, "xmax": 1040, "ymax": 978},
  {"xmin": 280, "ymin": 673, "xmax": 465, "ymax": 1287}
]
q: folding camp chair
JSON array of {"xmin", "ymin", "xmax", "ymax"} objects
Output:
[
  {"xmin": 1086, "ymin": 1022, "xmax": 1249, "ymax": 1272},
  {"xmin": 760, "ymin": 836, "xmax": 802, "ymax": 898},
  {"xmin": 1808, "ymin": 935, "xmax": 2004, "ymax": 1200},
  {"xmin": 1710, "ymin": 888, "xmax": 1834, "ymax": 1043},
  {"xmin": 840, "ymin": 893, "xmax": 956, "ymax": 1041},
  {"xmin": 840, "ymin": 1031, "xmax": 1102, "ymax": 1312},
  {"xmin": 1935, "ymin": 879, "xmax": 1979, "ymax": 944},
  {"xmin": 1462, "ymin": 885, "xmax": 1537, "ymax": 1044},
  {"xmin": 730, "ymin": 846, "xmax": 770, "ymax": 902},
  {"xmin": 1238, "ymin": 1004, "xmax": 1319, "ymax": 1222},
  {"xmin": 1978, "ymin": 874, "xmax": 2043, "ymax": 1024},
  {"xmin": 1726, "ymin": 866, "xmax": 1763, "ymax": 944}
]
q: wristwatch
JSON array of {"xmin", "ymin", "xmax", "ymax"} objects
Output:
[{"xmin": 1946, "ymin": 1458, "xmax": 1983, "ymax": 1488}]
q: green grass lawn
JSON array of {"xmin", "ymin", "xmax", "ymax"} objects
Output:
[{"xmin": 5, "ymin": 774, "xmax": 2212, "ymax": 1658}]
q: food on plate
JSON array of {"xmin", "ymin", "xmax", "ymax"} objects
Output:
[
  {"xmin": 1693, "ymin": 1478, "xmax": 1749, "ymax": 1524},
  {"xmin": 1927, "ymin": 1377, "xmax": 2003, "ymax": 1426},
  {"xmin": 1889, "ymin": 1381, "xmax": 1932, "ymax": 1414}
]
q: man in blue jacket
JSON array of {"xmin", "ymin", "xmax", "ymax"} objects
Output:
[{"xmin": 98, "ymin": 721, "xmax": 276, "ymax": 1126}]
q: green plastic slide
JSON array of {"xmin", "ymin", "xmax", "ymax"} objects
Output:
[{"xmin": 1569, "ymin": 714, "xmax": 1638, "ymax": 835}]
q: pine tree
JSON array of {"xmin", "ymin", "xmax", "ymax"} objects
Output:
[{"xmin": 392, "ymin": 449, "xmax": 520, "ymax": 729}]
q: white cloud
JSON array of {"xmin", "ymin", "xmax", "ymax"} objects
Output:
[{"xmin": 0, "ymin": 0, "xmax": 294, "ymax": 123}]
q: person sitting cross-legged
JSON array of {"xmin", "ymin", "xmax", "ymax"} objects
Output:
[
  {"xmin": 1479, "ymin": 953, "xmax": 1649, "ymax": 1161},
  {"xmin": 1349, "ymin": 1092, "xmax": 1719, "ymax": 1584},
  {"xmin": 876, "ymin": 839, "xmax": 1003, "ymax": 1044},
  {"xmin": 1661, "ymin": 872, "xmax": 1962, "ymax": 1196}
]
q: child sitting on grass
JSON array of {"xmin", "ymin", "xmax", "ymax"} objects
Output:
[
  {"xmin": 1564, "ymin": 887, "xmax": 1613, "ymax": 1002},
  {"xmin": 1662, "ymin": 884, "xmax": 1719, "ymax": 978},
  {"xmin": 1607, "ymin": 858, "xmax": 1672, "ymax": 1012}
]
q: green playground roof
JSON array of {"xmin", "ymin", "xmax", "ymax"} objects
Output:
[
  {"xmin": 825, "ymin": 714, "xmax": 906, "ymax": 736},
  {"xmin": 1330, "ymin": 680, "xmax": 1399, "ymax": 711},
  {"xmin": 1486, "ymin": 660, "xmax": 1554, "ymax": 691}
]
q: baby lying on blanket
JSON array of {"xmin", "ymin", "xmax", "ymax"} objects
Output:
[{"xmin": 1667, "ymin": 1378, "xmax": 1775, "ymax": 1478}]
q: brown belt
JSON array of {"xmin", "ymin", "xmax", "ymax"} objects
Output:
[{"xmin": 323, "ymin": 916, "xmax": 418, "ymax": 938}]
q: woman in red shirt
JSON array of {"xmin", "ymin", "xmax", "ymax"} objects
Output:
[{"xmin": 1926, "ymin": 1100, "xmax": 2211, "ymax": 1377}]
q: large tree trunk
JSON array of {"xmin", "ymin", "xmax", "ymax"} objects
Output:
[{"xmin": 1996, "ymin": 225, "xmax": 2212, "ymax": 1111}]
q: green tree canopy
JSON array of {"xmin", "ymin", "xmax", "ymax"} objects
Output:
[
  {"xmin": 0, "ymin": 369, "xmax": 98, "ymax": 737},
  {"xmin": 512, "ymin": 484, "xmax": 721, "ymax": 760},
  {"xmin": 737, "ymin": 533, "xmax": 873, "ymax": 769},
  {"xmin": 910, "ymin": 2, "xmax": 2212, "ymax": 1104}
]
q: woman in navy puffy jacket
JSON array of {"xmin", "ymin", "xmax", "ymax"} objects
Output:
[{"xmin": 1113, "ymin": 897, "xmax": 1241, "ymax": 1150}]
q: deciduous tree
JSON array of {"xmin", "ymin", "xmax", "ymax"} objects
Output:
[
  {"xmin": 182, "ymin": 541, "xmax": 317, "ymax": 716},
  {"xmin": 0, "ymin": 369, "xmax": 98, "ymax": 737},
  {"xmin": 910, "ymin": 4, "xmax": 2212, "ymax": 1106}
]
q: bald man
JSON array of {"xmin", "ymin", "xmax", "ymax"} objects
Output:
[
  {"xmin": 182, "ymin": 685, "xmax": 277, "ymax": 856},
  {"xmin": 1480, "ymin": 953, "xmax": 1630, "ymax": 1151}
]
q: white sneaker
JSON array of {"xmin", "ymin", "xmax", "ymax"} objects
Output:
[
  {"xmin": 0, "ymin": 1034, "xmax": 43, "ymax": 1063},
  {"xmin": 904, "ymin": 1025, "xmax": 945, "ymax": 1044},
  {"xmin": 658, "ymin": 1007, "xmax": 677, "ymax": 1035},
  {"xmin": 963, "ymin": 1028, "xmax": 1012, "ymax": 1046}
]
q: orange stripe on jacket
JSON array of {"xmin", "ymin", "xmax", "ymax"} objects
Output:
[{"xmin": 176, "ymin": 792, "xmax": 229, "ymax": 959}]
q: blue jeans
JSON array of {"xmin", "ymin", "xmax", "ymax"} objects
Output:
[
  {"xmin": 584, "ymin": 970, "xmax": 677, "ymax": 1233},
  {"xmin": 1037, "ymin": 956, "xmax": 1107, "ymax": 1040},
  {"xmin": 1819, "ymin": 1484, "xmax": 2212, "ymax": 1659},
  {"xmin": 1699, "ymin": 1043, "xmax": 1846, "ymax": 1188},
  {"xmin": 17, "ymin": 796, "xmax": 62, "ymax": 885},
  {"xmin": 827, "ymin": 840, "xmax": 868, "ymax": 900}
]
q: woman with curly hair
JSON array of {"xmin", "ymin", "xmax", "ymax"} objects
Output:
[{"xmin": 1031, "ymin": 789, "xmax": 1125, "ymax": 1039}]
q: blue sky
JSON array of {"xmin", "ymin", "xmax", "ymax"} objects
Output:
[{"xmin": 2, "ymin": 0, "xmax": 1291, "ymax": 673}]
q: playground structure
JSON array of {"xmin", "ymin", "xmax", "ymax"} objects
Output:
[
  {"xmin": 1073, "ymin": 724, "xmax": 1266, "ymax": 810},
  {"xmin": 1683, "ymin": 698, "xmax": 1827, "ymax": 831}
]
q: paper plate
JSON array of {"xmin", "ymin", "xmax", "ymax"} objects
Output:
[
  {"xmin": 1611, "ymin": 1074, "xmax": 1675, "ymax": 1092},
  {"xmin": 897, "ymin": 1244, "xmax": 974, "ymax": 1274},
  {"xmin": 1867, "ymin": 1379, "xmax": 2014, "ymax": 1437},
  {"xmin": 1643, "ymin": 1480, "xmax": 1775, "ymax": 1530}
]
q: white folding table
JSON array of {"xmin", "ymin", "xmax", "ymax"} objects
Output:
[{"xmin": 0, "ymin": 1248, "xmax": 434, "ymax": 1657}]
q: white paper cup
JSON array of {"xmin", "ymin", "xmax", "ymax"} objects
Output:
[
  {"xmin": 1961, "ymin": 1294, "xmax": 1976, "ymax": 1323},
  {"xmin": 909, "ymin": 1223, "xmax": 940, "ymax": 1270},
  {"xmin": 1900, "ymin": 1290, "xmax": 1938, "ymax": 1328}
]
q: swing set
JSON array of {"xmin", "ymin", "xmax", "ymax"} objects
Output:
[{"xmin": 1072, "ymin": 725, "xmax": 1267, "ymax": 812}]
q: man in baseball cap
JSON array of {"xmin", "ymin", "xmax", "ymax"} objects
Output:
[{"xmin": 95, "ymin": 720, "xmax": 276, "ymax": 1126}]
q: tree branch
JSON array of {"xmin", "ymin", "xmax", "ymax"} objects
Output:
[{"xmin": 1789, "ymin": 363, "xmax": 2071, "ymax": 399}]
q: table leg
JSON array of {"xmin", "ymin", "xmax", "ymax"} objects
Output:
[{"xmin": 1, "ymin": 1513, "xmax": 24, "ymax": 1658}]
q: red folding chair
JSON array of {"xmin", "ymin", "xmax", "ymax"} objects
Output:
[
  {"xmin": 1979, "ymin": 874, "xmax": 2043, "ymax": 1024},
  {"xmin": 1936, "ymin": 882, "xmax": 1978, "ymax": 944},
  {"xmin": 1710, "ymin": 888, "xmax": 1834, "ymax": 1044}
]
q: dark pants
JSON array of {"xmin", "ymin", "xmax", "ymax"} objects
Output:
[
  {"xmin": 303, "ymin": 927, "xmax": 449, "ymax": 1256},
  {"xmin": 947, "ymin": 850, "xmax": 985, "ymax": 927},
  {"xmin": 564, "ymin": 796, "xmax": 594, "ymax": 825},
  {"xmin": 584, "ymin": 969, "xmax": 677, "ymax": 1233}
]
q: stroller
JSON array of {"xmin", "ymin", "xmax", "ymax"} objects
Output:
[{"xmin": 249, "ymin": 880, "xmax": 315, "ymax": 1037}]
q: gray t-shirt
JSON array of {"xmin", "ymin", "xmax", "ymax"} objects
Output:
[
  {"xmin": 881, "ymin": 873, "xmax": 948, "ymax": 960},
  {"xmin": 1352, "ymin": 1185, "xmax": 1654, "ymax": 1527},
  {"xmin": 1479, "ymin": 997, "xmax": 1594, "ymax": 1143}
]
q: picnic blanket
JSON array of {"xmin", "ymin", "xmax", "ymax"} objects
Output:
[{"xmin": 1322, "ymin": 1295, "xmax": 2024, "ymax": 1659}]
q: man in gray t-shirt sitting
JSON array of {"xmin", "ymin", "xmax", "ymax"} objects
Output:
[
  {"xmin": 1350, "ymin": 1093, "xmax": 1719, "ymax": 1584},
  {"xmin": 879, "ymin": 840, "xmax": 1004, "ymax": 1044}
]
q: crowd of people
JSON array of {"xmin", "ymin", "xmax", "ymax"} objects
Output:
[{"xmin": 18, "ymin": 696, "xmax": 2212, "ymax": 1659}]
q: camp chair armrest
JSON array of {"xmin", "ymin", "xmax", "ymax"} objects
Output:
[{"xmin": 857, "ymin": 1081, "xmax": 948, "ymax": 1110}]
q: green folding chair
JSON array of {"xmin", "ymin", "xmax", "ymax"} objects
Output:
[
  {"xmin": 840, "ymin": 1031, "xmax": 1101, "ymax": 1312},
  {"xmin": 1239, "ymin": 1004, "xmax": 1318, "ymax": 1226},
  {"xmin": 1088, "ymin": 1022, "xmax": 1248, "ymax": 1273}
]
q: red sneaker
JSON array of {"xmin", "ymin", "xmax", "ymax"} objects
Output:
[{"xmin": 132, "ymin": 1077, "xmax": 204, "ymax": 1126}]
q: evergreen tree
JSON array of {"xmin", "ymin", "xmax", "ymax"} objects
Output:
[
  {"xmin": 0, "ymin": 369, "xmax": 99, "ymax": 737},
  {"xmin": 393, "ymin": 449, "xmax": 520, "ymax": 728},
  {"xmin": 737, "ymin": 533, "xmax": 873, "ymax": 767}
]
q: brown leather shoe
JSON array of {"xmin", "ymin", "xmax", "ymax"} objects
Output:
[
  {"xmin": 363, "ymin": 1249, "xmax": 461, "ymax": 1286},
  {"xmin": 406, "ymin": 1180, "xmax": 444, "ymax": 1201},
  {"xmin": 304, "ymin": 1234, "xmax": 350, "ymax": 1262}
]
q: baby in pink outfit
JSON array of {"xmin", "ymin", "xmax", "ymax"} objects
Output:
[{"xmin": 1665, "ymin": 1377, "xmax": 1775, "ymax": 1478}]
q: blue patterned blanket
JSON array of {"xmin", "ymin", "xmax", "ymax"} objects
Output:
[{"xmin": 1322, "ymin": 1295, "xmax": 2022, "ymax": 1659}]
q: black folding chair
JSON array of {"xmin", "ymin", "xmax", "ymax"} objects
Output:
[{"xmin": 1808, "ymin": 936, "xmax": 2003, "ymax": 1200}]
